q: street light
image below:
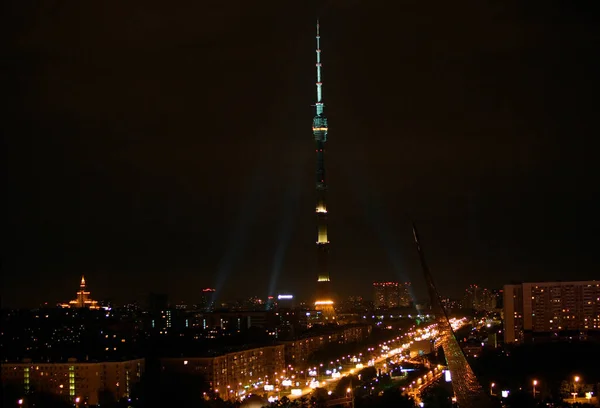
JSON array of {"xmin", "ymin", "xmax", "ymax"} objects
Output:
[
  {"xmin": 490, "ymin": 383, "xmax": 495, "ymax": 396},
  {"xmin": 573, "ymin": 376, "xmax": 581, "ymax": 400},
  {"xmin": 533, "ymin": 380, "xmax": 537, "ymax": 398}
]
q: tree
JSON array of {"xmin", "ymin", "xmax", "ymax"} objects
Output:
[
  {"xmin": 358, "ymin": 367, "xmax": 377, "ymax": 382},
  {"xmin": 504, "ymin": 390, "xmax": 536, "ymax": 408},
  {"xmin": 130, "ymin": 358, "xmax": 210, "ymax": 407},
  {"xmin": 310, "ymin": 388, "xmax": 328, "ymax": 408},
  {"xmin": 98, "ymin": 389, "xmax": 118, "ymax": 407},
  {"xmin": 421, "ymin": 385, "xmax": 453, "ymax": 408},
  {"xmin": 378, "ymin": 388, "xmax": 413, "ymax": 408},
  {"xmin": 277, "ymin": 396, "xmax": 292, "ymax": 408},
  {"xmin": 297, "ymin": 396, "xmax": 309, "ymax": 408},
  {"xmin": 333, "ymin": 375, "xmax": 358, "ymax": 396},
  {"xmin": 27, "ymin": 392, "xmax": 72, "ymax": 408},
  {"xmin": 355, "ymin": 388, "xmax": 413, "ymax": 408},
  {"xmin": 1, "ymin": 383, "xmax": 21, "ymax": 408}
]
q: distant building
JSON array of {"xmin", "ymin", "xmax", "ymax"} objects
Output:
[
  {"xmin": 339, "ymin": 296, "xmax": 372, "ymax": 313},
  {"xmin": 265, "ymin": 296, "xmax": 276, "ymax": 311},
  {"xmin": 243, "ymin": 296, "xmax": 264, "ymax": 310},
  {"xmin": 58, "ymin": 276, "xmax": 100, "ymax": 310},
  {"xmin": 277, "ymin": 294, "xmax": 294, "ymax": 310},
  {"xmin": 462, "ymin": 284, "xmax": 496, "ymax": 311},
  {"xmin": 503, "ymin": 280, "xmax": 600, "ymax": 343},
  {"xmin": 191, "ymin": 311, "xmax": 275, "ymax": 331},
  {"xmin": 199, "ymin": 288, "xmax": 216, "ymax": 312},
  {"xmin": 440, "ymin": 297, "xmax": 460, "ymax": 313},
  {"xmin": 1, "ymin": 358, "xmax": 144, "ymax": 406},
  {"xmin": 398, "ymin": 282, "xmax": 412, "ymax": 307},
  {"xmin": 480, "ymin": 288, "xmax": 496, "ymax": 311},
  {"xmin": 462, "ymin": 284, "xmax": 480, "ymax": 310},
  {"xmin": 492, "ymin": 289, "xmax": 503, "ymax": 310},
  {"xmin": 373, "ymin": 282, "xmax": 400, "ymax": 308}
]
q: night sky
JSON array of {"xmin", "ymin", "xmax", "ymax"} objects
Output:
[{"xmin": 4, "ymin": 1, "xmax": 600, "ymax": 308}]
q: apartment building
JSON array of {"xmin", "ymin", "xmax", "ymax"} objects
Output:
[
  {"xmin": 160, "ymin": 345, "xmax": 285, "ymax": 397},
  {"xmin": 1, "ymin": 358, "xmax": 144, "ymax": 406},
  {"xmin": 504, "ymin": 281, "xmax": 600, "ymax": 343}
]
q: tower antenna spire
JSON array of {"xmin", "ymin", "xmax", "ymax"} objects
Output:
[{"xmin": 315, "ymin": 20, "xmax": 323, "ymax": 113}]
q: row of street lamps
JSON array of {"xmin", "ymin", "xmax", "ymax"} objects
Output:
[{"xmin": 490, "ymin": 375, "xmax": 583, "ymax": 399}]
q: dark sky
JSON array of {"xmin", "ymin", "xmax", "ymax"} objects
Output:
[{"xmin": 4, "ymin": 1, "xmax": 600, "ymax": 308}]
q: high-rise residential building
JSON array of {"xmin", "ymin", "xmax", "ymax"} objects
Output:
[
  {"xmin": 504, "ymin": 280, "xmax": 600, "ymax": 343},
  {"xmin": 462, "ymin": 284, "xmax": 481, "ymax": 310},
  {"xmin": 58, "ymin": 276, "xmax": 100, "ymax": 310},
  {"xmin": 492, "ymin": 289, "xmax": 504, "ymax": 310},
  {"xmin": 480, "ymin": 288, "xmax": 496, "ymax": 311},
  {"xmin": 399, "ymin": 282, "xmax": 412, "ymax": 307},
  {"xmin": 440, "ymin": 297, "xmax": 460, "ymax": 313},
  {"xmin": 373, "ymin": 282, "xmax": 400, "ymax": 309},
  {"xmin": 462, "ymin": 284, "xmax": 498, "ymax": 311},
  {"xmin": 339, "ymin": 296, "xmax": 371, "ymax": 312},
  {"xmin": 312, "ymin": 21, "xmax": 335, "ymax": 320},
  {"xmin": 199, "ymin": 288, "xmax": 216, "ymax": 312}
]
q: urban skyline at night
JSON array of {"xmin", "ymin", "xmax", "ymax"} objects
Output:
[
  {"xmin": 3, "ymin": 4, "xmax": 600, "ymax": 407},
  {"xmin": 4, "ymin": 1, "xmax": 600, "ymax": 309}
]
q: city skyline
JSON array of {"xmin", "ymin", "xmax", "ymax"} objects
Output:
[{"xmin": 5, "ymin": 1, "xmax": 600, "ymax": 308}]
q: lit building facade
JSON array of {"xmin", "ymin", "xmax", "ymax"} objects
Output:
[
  {"xmin": 280, "ymin": 324, "xmax": 371, "ymax": 367},
  {"xmin": 461, "ymin": 284, "xmax": 496, "ymax": 311},
  {"xmin": 373, "ymin": 282, "xmax": 403, "ymax": 309},
  {"xmin": 440, "ymin": 297, "xmax": 460, "ymax": 313},
  {"xmin": 312, "ymin": 22, "xmax": 335, "ymax": 320},
  {"xmin": 480, "ymin": 288, "xmax": 497, "ymax": 311},
  {"xmin": 160, "ymin": 345, "xmax": 285, "ymax": 398},
  {"xmin": 59, "ymin": 276, "xmax": 100, "ymax": 310},
  {"xmin": 461, "ymin": 284, "xmax": 480, "ymax": 310},
  {"xmin": 1, "ymin": 358, "xmax": 144, "ymax": 406},
  {"xmin": 399, "ymin": 282, "xmax": 412, "ymax": 307},
  {"xmin": 504, "ymin": 280, "xmax": 600, "ymax": 343},
  {"xmin": 199, "ymin": 288, "xmax": 216, "ymax": 312},
  {"xmin": 149, "ymin": 309, "xmax": 172, "ymax": 332}
]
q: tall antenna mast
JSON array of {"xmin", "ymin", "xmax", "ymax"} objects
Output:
[
  {"xmin": 313, "ymin": 20, "xmax": 334, "ymax": 321},
  {"xmin": 315, "ymin": 20, "xmax": 324, "ymax": 115}
]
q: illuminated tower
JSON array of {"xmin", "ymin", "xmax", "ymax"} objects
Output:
[
  {"xmin": 59, "ymin": 275, "xmax": 100, "ymax": 309},
  {"xmin": 313, "ymin": 21, "xmax": 335, "ymax": 320}
]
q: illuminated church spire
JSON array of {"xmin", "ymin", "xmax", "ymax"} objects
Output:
[{"xmin": 312, "ymin": 20, "xmax": 335, "ymax": 321}]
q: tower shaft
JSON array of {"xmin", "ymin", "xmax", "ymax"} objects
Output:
[{"xmin": 312, "ymin": 21, "xmax": 335, "ymax": 320}]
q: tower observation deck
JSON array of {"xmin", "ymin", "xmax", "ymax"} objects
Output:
[{"xmin": 313, "ymin": 21, "xmax": 335, "ymax": 321}]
